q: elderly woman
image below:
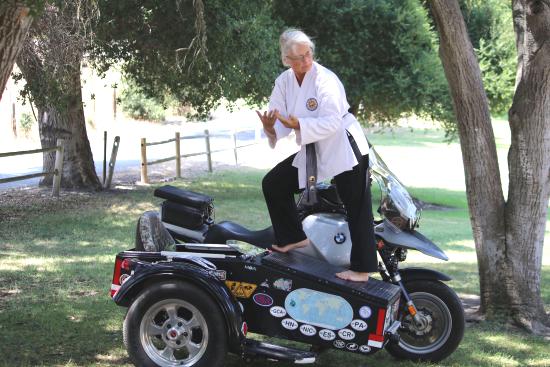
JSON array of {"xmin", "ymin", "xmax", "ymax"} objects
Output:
[{"xmin": 256, "ymin": 29, "xmax": 377, "ymax": 282}]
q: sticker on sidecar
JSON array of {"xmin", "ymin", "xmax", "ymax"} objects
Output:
[
  {"xmin": 270, "ymin": 306, "xmax": 286, "ymax": 318},
  {"xmin": 319, "ymin": 329, "xmax": 336, "ymax": 341},
  {"xmin": 273, "ymin": 278, "xmax": 292, "ymax": 291},
  {"xmin": 350, "ymin": 319, "xmax": 368, "ymax": 331},
  {"xmin": 281, "ymin": 318, "xmax": 299, "ymax": 330},
  {"xmin": 299, "ymin": 324, "xmax": 317, "ymax": 336},
  {"xmin": 359, "ymin": 306, "xmax": 372, "ymax": 319},
  {"xmin": 338, "ymin": 328, "xmax": 355, "ymax": 340},
  {"xmin": 253, "ymin": 293, "xmax": 273, "ymax": 307},
  {"xmin": 225, "ymin": 281, "xmax": 257, "ymax": 298},
  {"xmin": 284, "ymin": 288, "xmax": 353, "ymax": 330}
]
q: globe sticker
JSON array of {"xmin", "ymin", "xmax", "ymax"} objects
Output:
[{"xmin": 359, "ymin": 306, "xmax": 372, "ymax": 319}]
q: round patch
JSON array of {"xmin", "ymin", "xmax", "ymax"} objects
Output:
[
  {"xmin": 350, "ymin": 319, "xmax": 368, "ymax": 331},
  {"xmin": 319, "ymin": 329, "xmax": 336, "ymax": 341},
  {"xmin": 338, "ymin": 329, "xmax": 355, "ymax": 340},
  {"xmin": 270, "ymin": 306, "xmax": 287, "ymax": 318},
  {"xmin": 281, "ymin": 318, "xmax": 298, "ymax": 330},
  {"xmin": 299, "ymin": 324, "xmax": 317, "ymax": 336},
  {"xmin": 359, "ymin": 306, "xmax": 372, "ymax": 319},
  {"xmin": 306, "ymin": 97, "xmax": 318, "ymax": 111},
  {"xmin": 253, "ymin": 293, "xmax": 273, "ymax": 307}
]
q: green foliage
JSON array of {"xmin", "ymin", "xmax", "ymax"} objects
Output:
[
  {"xmin": 120, "ymin": 78, "xmax": 166, "ymax": 121},
  {"xmin": 272, "ymin": 0, "xmax": 455, "ymax": 129},
  {"xmin": 19, "ymin": 112, "xmax": 34, "ymax": 134},
  {"xmin": 94, "ymin": 0, "xmax": 283, "ymax": 118},
  {"xmin": 461, "ymin": 0, "xmax": 516, "ymax": 116}
]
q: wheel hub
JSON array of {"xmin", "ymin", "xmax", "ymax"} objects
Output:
[
  {"xmin": 162, "ymin": 320, "xmax": 190, "ymax": 348},
  {"xmin": 404, "ymin": 310, "xmax": 434, "ymax": 336}
]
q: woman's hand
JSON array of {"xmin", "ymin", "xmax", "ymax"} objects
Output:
[
  {"xmin": 256, "ymin": 109, "xmax": 277, "ymax": 134},
  {"xmin": 275, "ymin": 111, "xmax": 300, "ymax": 130}
]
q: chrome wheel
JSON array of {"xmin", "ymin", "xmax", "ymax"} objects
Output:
[
  {"xmin": 140, "ymin": 298, "xmax": 209, "ymax": 367},
  {"xmin": 399, "ymin": 292, "xmax": 452, "ymax": 354}
]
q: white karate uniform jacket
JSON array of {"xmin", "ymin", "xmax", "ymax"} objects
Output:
[{"xmin": 265, "ymin": 62, "xmax": 369, "ymax": 189}]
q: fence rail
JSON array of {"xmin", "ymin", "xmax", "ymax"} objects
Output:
[
  {"xmin": 0, "ymin": 139, "xmax": 65, "ymax": 197},
  {"xmin": 140, "ymin": 128, "xmax": 260, "ymax": 184}
]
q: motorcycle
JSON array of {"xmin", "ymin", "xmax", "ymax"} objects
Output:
[{"xmin": 114, "ymin": 144, "xmax": 464, "ymax": 366}]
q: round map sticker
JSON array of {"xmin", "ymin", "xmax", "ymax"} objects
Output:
[{"xmin": 359, "ymin": 306, "xmax": 372, "ymax": 319}]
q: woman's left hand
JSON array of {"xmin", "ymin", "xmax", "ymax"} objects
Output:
[{"xmin": 275, "ymin": 111, "xmax": 300, "ymax": 130}]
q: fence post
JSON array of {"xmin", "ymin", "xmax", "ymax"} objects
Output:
[
  {"xmin": 233, "ymin": 130, "xmax": 238, "ymax": 165},
  {"xmin": 103, "ymin": 131, "xmax": 107, "ymax": 185},
  {"xmin": 204, "ymin": 129, "xmax": 212, "ymax": 172},
  {"xmin": 141, "ymin": 138, "xmax": 149, "ymax": 184},
  {"xmin": 11, "ymin": 103, "xmax": 16, "ymax": 137},
  {"xmin": 175, "ymin": 132, "xmax": 181, "ymax": 178},
  {"xmin": 104, "ymin": 136, "xmax": 120, "ymax": 189},
  {"xmin": 52, "ymin": 139, "xmax": 65, "ymax": 197}
]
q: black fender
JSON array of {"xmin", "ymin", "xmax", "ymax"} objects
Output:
[
  {"xmin": 399, "ymin": 267, "xmax": 452, "ymax": 283},
  {"xmin": 114, "ymin": 262, "xmax": 244, "ymax": 353}
]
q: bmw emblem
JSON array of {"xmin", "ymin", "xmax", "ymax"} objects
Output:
[{"xmin": 334, "ymin": 233, "xmax": 346, "ymax": 244}]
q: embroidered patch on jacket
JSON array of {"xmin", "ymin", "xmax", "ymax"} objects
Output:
[{"xmin": 306, "ymin": 97, "xmax": 318, "ymax": 111}]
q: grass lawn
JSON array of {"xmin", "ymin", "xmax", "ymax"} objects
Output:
[{"xmin": 1, "ymin": 122, "xmax": 549, "ymax": 367}]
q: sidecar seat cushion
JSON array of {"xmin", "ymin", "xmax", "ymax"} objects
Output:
[{"xmin": 135, "ymin": 211, "xmax": 176, "ymax": 252}]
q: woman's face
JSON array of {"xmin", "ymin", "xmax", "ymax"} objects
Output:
[{"xmin": 285, "ymin": 43, "xmax": 313, "ymax": 76}]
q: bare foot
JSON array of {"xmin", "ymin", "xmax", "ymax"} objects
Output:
[
  {"xmin": 336, "ymin": 270, "xmax": 370, "ymax": 282},
  {"xmin": 272, "ymin": 239, "xmax": 310, "ymax": 253}
]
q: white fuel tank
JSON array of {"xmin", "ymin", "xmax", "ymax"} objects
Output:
[{"xmin": 296, "ymin": 213, "xmax": 352, "ymax": 267}]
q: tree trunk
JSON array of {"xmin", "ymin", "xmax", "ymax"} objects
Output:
[
  {"xmin": 0, "ymin": 1, "xmax": 33, "ymax": 101},
  {"xmin": 429, "ymin": 0, "xmax": 550, "ymax": 333},
  {"xmin": 17, "ymin": 47, "xmax": 101, "ymax": 190},
  {"xmin": 505, "ymin": 0, "xmax": 550, "ymax": 333}
]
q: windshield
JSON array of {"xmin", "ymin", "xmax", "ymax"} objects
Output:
[{"xmin": 369, "ymin": 145, "xmax": 420, "ymax": 230}]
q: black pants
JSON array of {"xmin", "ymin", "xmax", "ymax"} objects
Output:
[{"xmin": 262, "ymin": 153, "xmax": 378, "ymax": 273}]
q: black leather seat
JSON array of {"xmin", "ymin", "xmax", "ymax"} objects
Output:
[{"xmin": 204, "ymin": 221, "xmax": 275, "ymax": 249}]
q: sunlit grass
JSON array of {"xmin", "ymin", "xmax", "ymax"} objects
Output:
[{"xmin": 1, "ymin": 123, "xmax": 549, "ymax": 367}]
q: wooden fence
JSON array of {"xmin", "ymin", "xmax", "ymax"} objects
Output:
[
  {"xmin": 140, "ymin": 129, "xmax": 259, "ymax": 184},
  {"xmin": 0, "ymin": 139, "xmax": 65, "ymax": 197}
]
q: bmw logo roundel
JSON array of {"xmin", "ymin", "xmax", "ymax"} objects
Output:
[{"xmin": 334, "ymin": 233, "xmax": 346, "ymax": 244}]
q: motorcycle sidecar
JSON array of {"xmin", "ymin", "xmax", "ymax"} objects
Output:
[{"xmin": 111, "ymin": 243, "xmax": 401, "ymax": 366}]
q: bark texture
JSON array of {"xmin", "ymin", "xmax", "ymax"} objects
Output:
[
  {"xmin": 0, "ymin": 1, "xmax": 33, "ymax": 101},
  {"xmin": 505, "ymin": 0, "xmax": 550, "ymax": 333},
  {"xmin": 16, "ymin": 3, "xmax": 101, "ymax": 190},
  {"xmin": 429, "ymin": 0, "xmax": 550, "ymax": 333}
]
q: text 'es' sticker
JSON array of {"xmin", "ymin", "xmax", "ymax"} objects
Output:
[
  {"xmin": 225, "ymin": 281, "xmax": 257, "ymax": 298},
  {"xmin": 253, "ymin": 293, "xmax": 273, "ymax": 307},
  {"xmin": 270, "ymin": 306, "xmax": 287, "ymax": 318},
  {"xmin": 319, "ymin": 329, "xmax": 336, "ymax": 341}
]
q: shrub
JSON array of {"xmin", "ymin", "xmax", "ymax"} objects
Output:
[{"xmin": 120, "ymin": 78, "xmax": 166, "ymax": 121}]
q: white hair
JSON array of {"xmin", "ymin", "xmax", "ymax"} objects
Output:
[{"xmin": 279, "ymin": 28, "xmax": 315, "ymax": 66}]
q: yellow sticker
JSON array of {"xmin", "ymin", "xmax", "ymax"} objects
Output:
[{"xmin": 225, "ymin": 281, "xmax": 257, "ymax": 298}]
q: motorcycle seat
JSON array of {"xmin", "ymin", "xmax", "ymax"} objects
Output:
[{"xmin": 204, "ymin": 221, "xmax": 274, "ymax": 249}]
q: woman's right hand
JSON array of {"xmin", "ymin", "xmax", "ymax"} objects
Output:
[{"xmin": 256, "ymin": 109, "xmax": 277, "ymax": 133}]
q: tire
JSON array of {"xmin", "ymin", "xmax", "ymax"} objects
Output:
[
  {"xmin": 123, "ymin": 281, "xmax": 228, "ymax": 367},
  {"xmin": 385, "ymin": 280, "xmax": 465, "ymax": 362}
]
